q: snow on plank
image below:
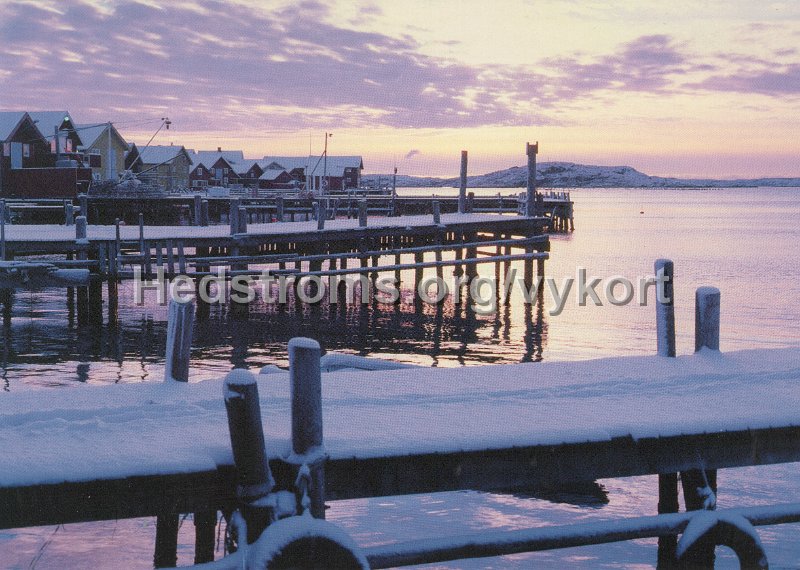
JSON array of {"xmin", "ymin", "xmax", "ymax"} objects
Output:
[{"xmin": 1, "ymin": 347, "xmax": 799, "ymax": 490}]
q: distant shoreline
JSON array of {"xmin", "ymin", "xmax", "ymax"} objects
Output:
[{"xmin": 363, "ymin": 162, "xmax": 800, "ymax": 189}]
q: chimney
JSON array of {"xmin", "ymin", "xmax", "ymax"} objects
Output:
[{"xmin": 217, "ymin": 146, "xmax": 221, "ymax": 152}]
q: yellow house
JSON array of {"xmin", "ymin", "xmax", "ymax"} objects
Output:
[{"xmin": 75, "ymin": 123, "xmax": 128, "ymax": 181}]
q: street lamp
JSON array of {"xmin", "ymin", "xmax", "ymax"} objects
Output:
[{"xmin": 323, "ymin": 132, "xmax": 332, "ymax": 194}]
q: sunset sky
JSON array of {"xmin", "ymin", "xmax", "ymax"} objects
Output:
[{"xmin": 1, "ymin": 0, "xmax": 798, "ymax": 177}]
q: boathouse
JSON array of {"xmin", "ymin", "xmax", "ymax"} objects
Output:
[{"xmin": 74, "ymin": 122, "xmax": 129, "ymax": 182}]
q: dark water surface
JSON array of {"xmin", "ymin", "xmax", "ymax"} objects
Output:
[{"xmin": 2, "ymin": 187, "xmax": 800, "ymax": 568}]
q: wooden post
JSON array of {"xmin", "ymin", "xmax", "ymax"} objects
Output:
[
  {"xmin": 696, "ymin": 286, "xmax": 721, "ymax": 352},
  {"xmin": 654, "ymin": 259, "xmax": 675, "ymax": 357},
  {"xmin": 466, "ymin": 191, "xmax": 475, "ymax": 214},
  {"xmin": 654, "ymin": 259, "xmax": 678, "ymax": 567},
  {"xmin": 458, "ymin": 150, "xmax": 468, "ymax": 214},
  {"xmin": 154, "ymin": 513, "xmax": 179, "ymax": 568},
  {"xmin": 229, "ymin": 198, "xmax": 240, "ymax": 235},
  {"xmin": 358, "ymin": 200, "xmax": 368, "ymax": 227},
  {"xmin": 79, "ymin": 194, "xmax": 88, "ymax": 222},
  {"xmin": 193, "ymin": 510, "xmax": 217, "ymax": 564},
  {"xmin": 0, "ymin": 200, "xmax": 5, "ymax": 261},
  {"xmin": 200, "ymin": 200, "xmax": 209, "ymax": 227},
  {"xmin": 75, "ymin": 215, "xmax": 87, "ymax": 241},
  {"xmin": 289, "ymin": 337, "xmax": 325, "ymax": 519},
  {"xmin": 223, "ymin": 368, "xmax": 275, "ymax": 543},
  {"xmin": 317, "ymin": 202, "xmax": 325, "ymax": 230},
  {"xmin": 432, "ymin": 201, "xmax": 441, "ymax": 224},
  {"xmin": 65, "ymin": 202, "xmax": 74, "ymax": 226},
  {"xmin": 138, "ymin": 212, "xmax": 145, "ymax": 253},
  {"xmin": 238, "ymin": 206, "xmax": 248, "ymax": 234},
  {"xmin": 194, "ymin": 194, "xmax": 202, "ymax": 226},
  {"xmin": 525, "ymin": 142, "xmax": 538, "ymax": 217},
  {"xmin": 164, "ymin": 299, "xmax": 195, "ymax": 382},
  {"xmin": 276, "ymin": 196, "xmax": 285, "ymax": 222}
]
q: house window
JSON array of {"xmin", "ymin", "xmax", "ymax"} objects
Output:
[
  {"xmin": 223, "ymin": 167, "xmax": 229, "ymax": 174},
  {"xmin": 22, "ymin": 144, "xmax": 30, "ymax": 158},
  {"xmin": 65, "ymin": 138, "xmax": 73, "ymax": 152},
  {"xmin": 2, "ymin": 142, "xmax": 10, "ymax": 156},
  {"xmin": 197, "ymin": 166, "xmax": 203, "ymax": 175}
]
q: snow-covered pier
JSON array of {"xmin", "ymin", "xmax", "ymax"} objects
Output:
[{"xmin": 1, "ymin": 345, "xmax": 800, "ymax": 564}]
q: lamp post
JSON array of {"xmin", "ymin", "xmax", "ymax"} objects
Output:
[{"xmin": 323, "ymin": 132, "xmax": 332, "ymax": 194}]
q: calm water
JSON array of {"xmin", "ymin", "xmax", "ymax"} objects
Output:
[{"xmin": 2, "ymin": 187, "xmax": 800, "ymax": 568}]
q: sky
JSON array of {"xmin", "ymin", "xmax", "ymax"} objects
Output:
[{"xmin": 0, "ymin": 0, "xmax": 799, "ymax": 178}]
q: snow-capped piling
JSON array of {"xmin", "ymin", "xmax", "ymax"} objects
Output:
[
  {"xmin": 164, "ymin": 298, "xmax": 195, "ymax": 382},
  {"xmin": 432, "ymin": 200, "xmax": 441, "ymax": 224},
  {"xmin": 358, "ymin": 200, "xmax": 368, "ymax": 227},
  {"xmin": 75, "ymin": 215, "xmax": 87, "ymax": 242},
  {"xmin": 78, "ymin": 194, "xmax": 88, "ymax": 221},
  {"xmin": 655, "ymin": 259, "xmax": 676, "ymax": 357},
  {"xmin": 237, "ymin": 206, "xmax": 248, "ymax": 234},
  {"xmin": 696, "ymin": 287, "xmax": 721, "ymax": 352},
  {"xmin": 200, "ymin": 199, "xmax": 209, "ymax": 227},
  {"xmin": 223, "ymin": 368, "xmax": 275, "ymax": 543},
  {"xmin": 229, "ymin": 197, "xmax": 240, "ymax": 236},
  {"xmin": 276, "ymin": 195, "xmax": 285, "ymax": 221},
  {"xmin": 0, "ymin": 200, "xmax": 5, "ymax": 261},
  {"xmin": 193, "ymin": 194, "xmax": 202, "ymax": 226},
  {"xmin": 317, "ymin": 202, "xmax": 326, "ymax": 230},
  {"xmin": 458, "ymin": 150, "xmax": 468, "ymax": 214},
  {"xmin": 289, "ymin": 337, "xmax": 326, "ymax": 519},
  {"xmin": 64, "ymin": 201, "xmax": 74, "ymax": 226},
  {"xmin": 525, "ymin": 142, "xmax": 538, "ymax": 217}
]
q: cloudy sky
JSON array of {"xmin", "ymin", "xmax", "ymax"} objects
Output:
[{"xmin": 1, "ymin": 0, "xmax": 798, "ymax": 177}]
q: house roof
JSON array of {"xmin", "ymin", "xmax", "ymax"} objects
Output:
[
  {"xmin": 28, "ymin": 111, "xmax": 81, "ymax": 145},
  {"xmin": 0, "ymin": 112, "xmax": 30, "ymax": 141},
  {"xmin": 262, "ymin": 156, "xmax": 363, "ymax": 177},
  {"xmin": 137, "ymin": 145, "xmax": 190, "ymax": 165},
  {"xmin": 191, "ymin": 150, "xmax": 245, "ymax": 169},
  {"xmin": 259, "ymin": 168, "xmax": 290, "ymax": 181},
  {"xmin": 74, "ymin": 123, "xmax": 127, "ymax": 150}
]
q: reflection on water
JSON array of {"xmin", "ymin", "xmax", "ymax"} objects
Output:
[{"xmin": 2, "ymin": 187, "xmax": 800, "ymax": 568}]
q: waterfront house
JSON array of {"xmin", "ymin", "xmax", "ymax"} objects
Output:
[
  {"xmin": 261, "ymin": 155, "xmax": 363, "ymax": 192},
  {"xmin": 28, "ymin": 111, "xmax": 83, "ymax": 161},
  {"xmin": 133, "ymin": 144, "xmax": 192, "ymax": 192},
  {"xmin": 0, "ymin": 111, "xmax": 91, "ymax": 198},
  {"xmin": 189, "ymin": 149, "xmax": 246, "ymax": 188},
  {"xmin": 74, "ymin": 123, "xmax": 129, "ymax": 181}
]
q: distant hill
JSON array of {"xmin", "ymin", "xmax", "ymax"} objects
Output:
[{"xmin": 363, "ymin": 162, "xmax": 800, "ymax": 188}]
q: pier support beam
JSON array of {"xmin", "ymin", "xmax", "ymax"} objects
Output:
[{"xmin": 153, "ymin": 513, "xmax": 179, "ymax": 568}]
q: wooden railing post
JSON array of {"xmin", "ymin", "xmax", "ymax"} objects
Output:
[
  {"xmin": 276, "ymin": 196, "xmax": 284, "ymax": 222},
  {"xmin": 164, "ymin": 298, "xmax": 195, "ymax": 382},
  {"xmin": 229, "ymin": 198, "xmax": 240, "ymax": 235},
  {"xmin": 358, "ymin": 200, "xmax": 368, "ymax": 227},
  {"xmin": 654, "ymin": 259, "xmax": 678, "ymax": 569},
  {"xmin": 317, "ymin": 202, "xmax": 326, "ymax": 230},
  {"xmin": 525, "ymin": 142, "xmax": 538, "ymax": 217},
  {"xmin": 432, "ymin": 200, "xmax": 441, "ymax": 224},
  {"xmin": 200, "ymin": 199, "xmax": 209, "ymax": 227},
  {"xmin": 0, "ymin": 200, "xmax": 5, "ymax": 261},
  {"xmin": 223, "ymin": 368, "xmax": 274, "ymax": 544},
  {"xmin": 289, "ymin": 337, "xmax": 325, "ymax": 519},
  {"xmin": 458, "ymin": 150, "xmax": 468, "ymax": 214},
  {"xmin": 695, "ymin": 286, "xmax": 720, "ymax": 352},
  {"xmin": 237, "ymin": 206, "xmax": 248, "ymax": 235},
  {"xmin": 79, "ymin": 194, "xmax": 88, "ymax": 222},
  {"xmin": 65, "ymin": 201, "xmax": 74, "ymax": 226}
]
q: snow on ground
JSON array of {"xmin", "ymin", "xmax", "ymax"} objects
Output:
[
  {"xmin": 2, "ymin": 213, "xmax": 507, "ymax": 243},
  {"xmin": 0, "ymin": 347, "xmax": 799, "ymax": 488}
]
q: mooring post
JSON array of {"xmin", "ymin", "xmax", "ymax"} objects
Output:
[
  {"xmin": 432, "ymin": 200, "xmax": 441, "ymax": 224},
  {"xmin": 276, "ymin": 196, "xmax": 285, "ymax": 222},
  {"xmin": 229, "ymin": 198, "xmax": 240, "ymax": 236},
  {"xmin": 358, "ymin": 200, "xmax": 368, "ymax": 227},
  {"xmin": 317, "ymin": 201, "xmax": 326, "ymax": 230},
  {"xmin": 0, "ymin": 200, "xmax": 5, "ymax": 261},
  {"xmin": 654, "ymin": 260, "xmax": 678, "ymax": 568},
  {"xmin": 200, "ymin": 199, "xmax": 209, "ymax": 227},
  {"xmin": 79, "ymin": 194, "xmax": 88, "ymax": 222},
  {"xmin": 458, "ymin": 150, "xmax": 468, "ymax": 214},
  {"xmin": 164, "ymin": 298, "xmax": 195, "ymax": 382},
  {"xmin": 65, "ymin": 201, "xmax": 74, "ymax": 226},
  {"xmin": 194, "ymin": 194, "xmax": 202, "ymax": 226},
  {"xmin": 695, "ymin": 286, "xmax": 720, "ymax": 352},
  {"xmin": 238, "ymin": 206, "xmax": 248, "ymax": 235},
  {"xmin": 525, "ymin": 142, "xmax": 538, "ymax": 217},
  {"xmin": 223, "ymin": 368, "xmax": 275, "ymax": 544},
  {"xmin": 289, "ymin": 337, "xmax": 326, "ymax": 519},
  {"xmin": 677, "ymin": 286, "xmax": 722, "ymax": 567}
]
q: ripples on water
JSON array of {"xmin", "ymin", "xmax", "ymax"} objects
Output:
[{"xmin": 2, "ymin": 188, "xmax": 800, "ymax": 568}]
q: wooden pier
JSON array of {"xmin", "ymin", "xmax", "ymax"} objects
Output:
[{"xmin": 1, "ymin": 276, "xmax": 800, "ymax": 567}]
